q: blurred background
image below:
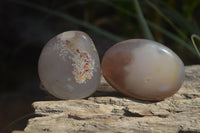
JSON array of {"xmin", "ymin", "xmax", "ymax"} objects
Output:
[{"xmin": 1, "ymin": 0, "xmax": 200, "ymax": 132}]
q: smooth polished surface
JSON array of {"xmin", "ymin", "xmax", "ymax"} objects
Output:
[
  {"xmin": 102, "ymin": 39, "xmax": 185, "ymax": 101},
  {"xmin": 38, "ymin": 31, "xmax": 101, "ymax": 99}
]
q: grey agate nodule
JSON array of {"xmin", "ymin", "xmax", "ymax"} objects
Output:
[
  {"xmin": 101, "ymin": 39, "xmax": 185, "ymax": 101},
  {"xmin": 38, "ymin": 31, "xmax": 101, "ymax": 99}
]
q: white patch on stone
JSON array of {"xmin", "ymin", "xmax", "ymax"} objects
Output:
[
  {"xmin": 57, "ymin": 31, "xmax": 75, "ymax": 41},
  {"xmin": 66, "ymin": 84, "xmax": 74, "ymax": 92},
  {"xmin": 159, "ymin": 86, "xmax": 170, "ymax": 92}
]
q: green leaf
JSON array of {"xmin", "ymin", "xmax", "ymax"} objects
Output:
[
  {"xmin": 145, "ymin": 0, "xmax": 187, "ymax": 40},
  {"xmin": 191, "ymin": 34, "xmax": 200, "ymax": 57},
  {"xmin": 159, "ymin": 2, "xmax": 200, "ymax": 35},
  {"xmin": 133, "ymin": 0, "xmax": 154, "ymax": 40}
]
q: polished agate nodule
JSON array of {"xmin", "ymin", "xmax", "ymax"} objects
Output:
[
  {"xmin": 38, "ymin": 31, "xmax": 101, "ymax": 99},
  {"xmin": 102, "ymin": 39, "xmax": 185, "ymax": 101}
]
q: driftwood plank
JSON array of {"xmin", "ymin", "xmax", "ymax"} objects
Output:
[{"xmin": 18, "ymin": 65, "xmax": 200, "ymax": 133}]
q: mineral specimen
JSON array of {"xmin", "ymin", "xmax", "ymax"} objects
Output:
[
  {"xmin": 38, "ymin": 31, "xmax": 101, "ymax": 99},
  {"xmin": 101, "ymin": 39, "xmax": 185, "ymax": 101}
]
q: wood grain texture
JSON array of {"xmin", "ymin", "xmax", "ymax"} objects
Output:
[{"xmin": 18, "ymin": 65, "xmax": 200, "ymax": 133}]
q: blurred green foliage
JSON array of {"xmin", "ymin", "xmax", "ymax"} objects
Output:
[
  {"xmin": 8, "ymin": 0, "xmax": 200, "ymax": 57},
  {"xmin": 191, "ymin": 34, "xmax": 200, "ymax": 57},
  {"xmin": 1, "ymin": 0, "xmax": 200, "ymax": 91}
]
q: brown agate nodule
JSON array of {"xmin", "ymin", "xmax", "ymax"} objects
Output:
[{"xmin": 101, "ymin": 39, "xmax": 185, "ymax": 101}]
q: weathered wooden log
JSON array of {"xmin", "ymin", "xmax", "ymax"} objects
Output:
[{"xmin": 14, "ymin": 65, "xmax": 200, "ymax": 133}]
